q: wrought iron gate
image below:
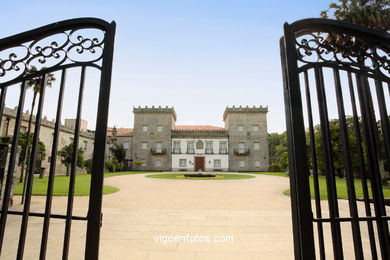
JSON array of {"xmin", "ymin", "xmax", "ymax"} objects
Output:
[
  {"xmin": 280, "ymin": 19, "xmax": 389, "ymax": 259},
  {"xmin": 0, "ymin": 18, "xmax": 115, "ymax": 259}
]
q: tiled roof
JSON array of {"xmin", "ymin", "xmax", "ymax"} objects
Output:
[
  {"xmin": 174, "ymin": 125, "xmax": 225, "ymax": 131},
  {"xmin": 107, "ymin": 127, "xmax": 133, "ymax": 137}
]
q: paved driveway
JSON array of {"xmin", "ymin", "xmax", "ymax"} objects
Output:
[{"xmin": 2, "ymin": 173, "xmax": 384, "ymax": 259}]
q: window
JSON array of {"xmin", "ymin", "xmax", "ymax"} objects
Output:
[
  {"xmin": 239, "ymin": 160, "xmax": 245, "ymax": 167},
  {"xmin": 156, "ymin": 142, "xmax": 162, "ymax": 153},
  {"xmin": 238, "ymin": 125, "xmax": 244, "ymax": 132},
  {"xmin": 141, "ymin": 142, "xmax": 147, "ymax": 149},
  {"xmin": 219, "ymin": 142, "xmax": 227, "ymax": 154},
  {"xmin": 173, "ymin": 141, "xmax": 181, "ymax": 153},
  {"xmin": 155, "ymin": 159, "xmax": 162, "ymax": 167},
  {"xmin": 83, "ymin": 140, "xmax": 88, "ymax": 150},
  {"xmin": 157, "ymin": 125, "xmax": 163, "ymax": 132},
  {"xmin": 123, "ymin": 142, "xmax": 130, "ymax": 149},
  {"xmin": 142, "ymin": 125, "xmax": 148, "ymax": 132},
  {"xmin": 253, "ymin": 125, "xmax": 259, "ymax": 132},
  {"xmin": 254, "ymin": 142, "xmax": 260, "ymax": 150},
  {"xmin": 214, "ymin": 159, "xmax": 221, "ymax": 168},
  {"xmin": 205, "ymin": 142, "xmax": 213, "ymax": 154},
  {"xmin": 20, "ymin": 126, "xmax": 27, "ymax": 134},
  {"xmin": 187, "ymin": 142, "xmax": 195, "ymax": 154},
  {"xmin": 179, "ymin": 159, "xmax": 187, "ymax": 167},
  {"xmin": 255, "ymin": 161, "xmax": 260, "ymax": 167}
]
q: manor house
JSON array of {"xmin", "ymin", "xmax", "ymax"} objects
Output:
[{"xmin": 107, "ymin": 106, "xmax": 269, "ymax": 172}]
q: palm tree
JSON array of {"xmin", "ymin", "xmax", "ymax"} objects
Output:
[
  {"xmin": 110, "ymin": 143, "xmax": 126, "ymax": 163},
  {"xmin": 320, "ymin": 0, "xmax": 389, "ymax": 182},
  {"xmin": 19, "ymin": 66, "xmax": 56, "ymax": 183},
  {"xmin": 321, "ymin": 0, "xmax": 390, "ymax": 32}
]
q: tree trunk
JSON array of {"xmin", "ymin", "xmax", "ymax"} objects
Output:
[
  {"xmin": 66, "ymin": 166, "xmax": 70, "ymax": 176},
  {"xmin": 19, "ymin": 92, "xmax": 37, "ymax": 183}
]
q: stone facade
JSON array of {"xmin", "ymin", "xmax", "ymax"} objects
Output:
[
  {"xmin": 224, "ymin": 106, "xmax": 269, "ymax": 171},
  {"xmin": 131, "ymin": 106, "xmax": 176, "ymax": 171},
  {"xmin": 1, "ymin": 107, "xmax": 95, "ymax": 176},
  {"xmin": 106, "ymin": 106, "xmax": 269, "ymax": 172}
]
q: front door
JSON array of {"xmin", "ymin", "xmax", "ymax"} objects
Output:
[{"xmin": 194, "ymin": 157, "xmax": 204, "ymax": 171}]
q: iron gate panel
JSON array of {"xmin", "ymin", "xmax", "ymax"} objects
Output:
[
  {"xmin": 280, "ymin": 19, "xmax": 390, "ymax": 259},
  {"xmin": 0, "ymin": 18, "xmax": 115, "ymax": 259}
]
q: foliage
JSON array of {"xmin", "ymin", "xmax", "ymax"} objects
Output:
[
  {"xmin": 84, "ymin": 158, "xmax": 93, "ymax": 174},
  {"xmin": 134, "ymin": 160, "xmax": 145, "ymax": 167},
  {"xmin": 105, "ymin": 158, "xmax": 123, "ymax": 172},
  {"xmin": 110, "ymin": 143, "xmax": 126, "ymax": 163},
  {"xmin": 17, "ymin": 132, "xmax": 46, "ymax": 166},
  {"xmin": 321, "ymin": 0, "xmax": 390, "ymax": 31},
  {"xmin": 268, "ymin": 132, "xmax": 288, "ymax": 170},
  {"xmin": 268, "ymin": 163, "xmax": 283, "ymax": 172},
  {"xmin": 58, "ymin": 142, "xmax": 85, "ymax": 176}
]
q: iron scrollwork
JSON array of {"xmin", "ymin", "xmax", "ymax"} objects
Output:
[
  {"xmin": 295, "ymin": 32, "xmax": 390, "ymax": 77},
  {"xmin": 0, "ymin": 28, "xmax": 105, "ymax": 84}
]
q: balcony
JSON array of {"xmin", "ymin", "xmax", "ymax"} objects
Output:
[
  {"xmin": 187, "ymin": 148, "xmax": 195, "ymax": 154},
  {"xmin": 219, "ymin": 149, "xmax": 228, "ymax": 154},
  {"xmin": 151, "ymin": 148, "xmax": 166, "ymax": 155},
  {"xmin": 172, "ymin": 148, "xmax": 181, "ymax": 154},
  {"xmin": 205, "ymin": 149, "xmax": 213, "ymax": 154},
  {"xmin": 234, "ymin": 148, "xmax": 250, "ymax": 155}
]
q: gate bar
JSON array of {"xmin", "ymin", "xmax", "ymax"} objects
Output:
[
  {"xmin": 17, "ymin": 75, "xmax": 47, "ymax": 260},
  {"xmin": 40, "ymin": 69, "xmax": 67, "ymax": 260},
  {"xmin": 63, "ymin": 66, "xmax": 86, "ymax": 260},
  {"xmin": 303, "ymin": 69, "xmax": 325, "ymax": 260},
  {"xmin": 333, "ymin": 68, "xmax": 364, "ymax": 259},
  {"xmin": 356, "ymin": 73, "xmax": 390, "ymax": 259},
  {"xmin": 0, "ymin": 82, "xmax": 27, "ymax": 254},
  {"xmin": 0, "ymin": 87, "xmax": 8, "ymax": 129},
  {"xmin": 347, "ymin": 71, "xmax": 378, "ymax": 260},
  {"xmin": 314, "ymin": 67, "xmax": 343, "ymax": 260}
]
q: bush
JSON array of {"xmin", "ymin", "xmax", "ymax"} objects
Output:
[
  {"xmin": 268, "ymin": 163, "xmax": 283, "ymax": 172},
  {"xmin": 134, "ymin": 160, "xmax": 144, "ymax": 167},
  {"xmin": 105, "ymin": 159, "xmax": 123, "ymax": 172},
  {"xmin": 84, "ymin": 158, "xmax": 92, "ymax": 174}
]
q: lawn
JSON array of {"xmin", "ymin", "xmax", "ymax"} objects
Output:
[
  {"xmin": 243, "ymin": 171, "xmax": 288, "ymax": 177},
  {"xmin": 13, "ymin": 171, "xmax": 155, "ymax": 196},
  {"xmin": 146, "ymin": 173, "xmax": 255, "ymax": 180},
  {"xmin": 246, "ymin": 171, "xmax": 390, "ymax": 200}
]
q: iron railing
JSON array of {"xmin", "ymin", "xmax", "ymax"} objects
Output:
[
  {"xmin": 280, "ymin": 18, "xmax": 389, "ymax": 260},
  {"xmin": 0, "ymin": 18, "xmax": 116, "ymax": 260},
  {"xmin": 150, "ymin": 148, "xmax": 166, "ymax": 155},
  {"xmin": 234, "ymin": 148, "xmax": 250, "ymax": 155}
]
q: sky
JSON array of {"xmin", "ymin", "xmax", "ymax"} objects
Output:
[{"xmin": 0, "ymin": 0, "xmax": 333, "ymax": 133}]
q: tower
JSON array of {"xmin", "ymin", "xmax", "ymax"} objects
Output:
[
  {"xmin": 132, "ymin": 106, "xmax": 176, "ymax": 171},
  {"xmin": 224, "ymin": 106, "xmax": 269, "ymax": 171}
]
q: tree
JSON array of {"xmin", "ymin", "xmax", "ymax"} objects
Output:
[
  {"xmin": 320, "ymin": 1, "xmax": 389, "ymax": 181},
  {"xmin": 17, "ymin": 132, "xmax": 46, "ymax": 167},
  {"xmin": 19, "ymin": 66, "xmax": 56, "ymax": 182},
  {"xmin": 109, "ymin": 143, "xmax": 126, "ymax": 163},
  {"xmin": 268, "ymin": 132, "xmax": 289, "ymax": 170},
  {"xmin": 58, "ymin": 143, "xmax": 85, "ymax": 176},
  {"xmin": 321, "ymin": 0, "xmax": 390, "ymax": 31}
]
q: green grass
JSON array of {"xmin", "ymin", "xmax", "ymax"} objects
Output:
[
  {"xmin": 146, "ymin": 173, "xmax": 255, "ymax": 180},
  {"xmin": 283, "ymin": 175, "xmax": 390, "ymax": 200},
  {"xmin": 242, "ymin": 171, "xmax": 390, "ymax": 200},
  {"xmin": 13, "ymin": 171, "xmax": 154, "ymax": 196},
  {"xmin": 243, "ymin": 171, "xmax": 288, "ymax": 177}
]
